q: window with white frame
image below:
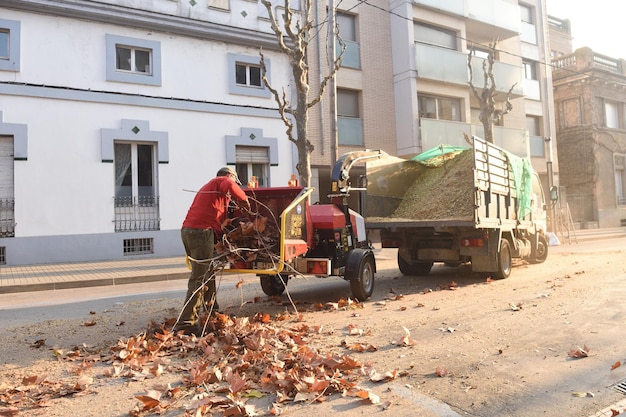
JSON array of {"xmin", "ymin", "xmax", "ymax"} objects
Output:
[
  {"xmin": 228, "ymin": 53, "xmax": 271, "ymax": 98},
  {"xmin": 414, "ymin": 22, "xmax": 457, "ymax": 50},
  {"xmin": 0, "ymin": 19, "xmax": 20, "ymax": 72},
  {"xmin": 523, "ymin": 60, "xmax": 538, "ymax": 80},
  {"xmin": 615, "ymin": 154, "xmax": 626, "ymax": 205},
  {"xmin": 604, "ymin": 100, "xmax": 624, "ymax": 129},
  {"xmin": 114, "ymin": 142, "xmax": 160, "ymax": 232},
  {"xmin": 418, "ymin": 95, "xmax": 461, "ymax": 121},
  {"xmin": 235, "ymin": 146, "xmax": 269, "ymax": 187},
  {"xmin": 236, "ymin": 62, "xmax": 262, "ymax": 87},
  {"xmin": 106, "ymin": 34, "xmax": 162, "ymax": 86}
]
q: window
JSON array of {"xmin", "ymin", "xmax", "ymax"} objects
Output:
[
  {"xmin": 123, "ymin": 238, "xmax": 154, "ymax": 255},
  {"xmin": 414, "ymin": 22, "xmax": 457, "ymax": 50},
  {"xmin": 0, "ymin": 30, "xmax": 8, "ymax": 59},
  {"xmin": 527, "ymin": 116, "xmax": 544, "ymax": 157},
  {"xmin": 116, "ymin": 46, "xmax": 151, "ymax": 74},
  {"xmin": 114, "ymin": 142, "xmax": 160, "ymax": 232},
  {"xmin": 520, "ymin": 4, "xmax": 533, "ymax": 23},
  {"xmin": 520, "ymin": 3, "xmax": 537, "ymax": 44},
  {"xmin": 228, "ymin": 53, "xmax": 271, "ymax": 98},
  {"xmin": 337, "ymin": 89, "xmax": 363, "ymax": 146},
  {"xmin": 105, "ymin": 34, "xmax": 162, "ymax": 86},
  {"xmin": 0, "ymin": 19, "xmax": 20, "ymax": 71},
  {"xmin": 418, "ymin": 95, "xmax": 461, "ymax": 121},
  {"xmin": 523, "ymin": 60, "xmax": 537, "ymax": 80},
  {"xmin": 337, "ymin": 12, "xmax": 356, "ymax": 42},
  {"xmin": 235, "ymin": 63, "xmax": 262, "ymax": 87},
  {"xmin": 235, "ymin": 146, "xmax": 269, "ymax": 187},
  {"xmin": 604, "ymin": 100, "xmax": 624, "ymax": 129},
  {"xmin": 615, "ymin": 154, "xmax": 626, "ymax": 205},
  {"xmin": 337, "ymin": 12, "xmax": 360, "ymax": 69},
  {"xmin": 0, "ymin": 135, "xmax": 15, "ymax": 238}
]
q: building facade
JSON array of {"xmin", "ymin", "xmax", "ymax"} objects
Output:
[
  {"xmin": 552, "ymin": 47, "xmax": 626, "ymax": 228},
  {"xmin": 386, "ymin": 0, "xmax": 558, "ymax": 191},
  {"xmin": 0, "ymin": 0, "xmax": 296, "ymax": 266}
]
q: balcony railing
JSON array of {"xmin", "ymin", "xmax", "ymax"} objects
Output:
[
  {"xmin": 415, "ymin": 44, "xmax": 524, "ymax": 98},
  {"xmin": 337, "ymin": 39, "xmax": 360, "ymax": 69},
  {"xmin": 553, "ymin": 49, "xmax": 625, "ymax": 76},
  {"xmin": 0, "ymin": 198, "xmax": 16, "ymax": 238},
  {"xmin": 419, "ymin": 118, "xmax": 530, "ymax": 158},
  {"xmin": 114, "ymin": 196, "xmax": 160, "ymax": 232},
  {"xmin": 413, "ymin": 0, "xmax": 520, "ymax": 40},
  {"xmin": 338, "ymin": 117, "xmax": 364, "ymax": 146}
]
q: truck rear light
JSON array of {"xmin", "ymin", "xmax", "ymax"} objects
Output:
[{"xmin": 460, "ymin": 237, "xmax": 486, "ymax": 247}]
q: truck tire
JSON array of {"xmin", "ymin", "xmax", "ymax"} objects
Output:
[
  {"xmin": 349, "ymin": 255, "xmax": 375, "ymax": 301},
  {"xmin": 529, "ymin": 234, "xmax": 548, "ymax": 264},
  {"xmin": 260, "ymin": 274, "xmax": 288, "ymax": 296},
  {"xmin": 493, "ymin": 239, "xmax": 512, "ymax": 279},
  {"xmin": 397, "ymin": 252, "xmax": 433, "ymax": 276}
]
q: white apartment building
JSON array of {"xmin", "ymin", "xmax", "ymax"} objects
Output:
[{"xmin": 0, "ymin": 0, "xmax": 296, "ymax": 266}]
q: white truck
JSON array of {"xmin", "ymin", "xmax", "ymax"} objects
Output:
[{"xmin": 363, "ymin": 136, "xmax": 548, "ymax": 278}]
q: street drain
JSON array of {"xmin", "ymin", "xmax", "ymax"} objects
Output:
[{"xmin": 613, "ymin": 378, "xmax": 626, "ymax": 395}]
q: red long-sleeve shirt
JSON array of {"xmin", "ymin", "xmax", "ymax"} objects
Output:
[{"xmin": 182, "ymin": 176, "xmax": 248, "ymax": 231}]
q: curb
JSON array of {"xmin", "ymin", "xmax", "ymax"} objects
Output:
[{"xmin": 0, "ymin": 272, "xmax": 189, "ymax": 295}]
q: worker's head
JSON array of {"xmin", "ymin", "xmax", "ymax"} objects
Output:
[{"xmin": 217, "ymin": 166, "xmax": 241, "ymax": 185}]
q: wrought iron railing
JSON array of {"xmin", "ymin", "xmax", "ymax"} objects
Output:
[
  {"xmin": 0, "ymin": 198, "xmax": 16, "ymax": 238},
  {"xmin": 114, "ymin": 196, "xmax": 160, "ymax": 232}
]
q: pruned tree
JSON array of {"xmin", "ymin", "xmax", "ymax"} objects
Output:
[
  {"xmin": 260, "ymin": 0, "xmax": 345, "ymax": 187},
  {"xmin": 468, "ymin": 40, "xmax": 517, "ymax": 144}
]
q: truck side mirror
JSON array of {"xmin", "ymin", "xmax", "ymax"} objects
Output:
[{"xmin": 550, "ymin": 186, "xmax": 558, "ymax": 202}]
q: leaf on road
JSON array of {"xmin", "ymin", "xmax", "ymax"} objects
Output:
[
  {"xmin": 392, "ymin": 327, "xmax": 415, "ymax": 346},
  {"xmin": 611, "ymin": 361, "xmax": 622, "ymax": 371},
  {"xmin": 568, "ymin": 345, "xmax": 590, "ymax": 359}
]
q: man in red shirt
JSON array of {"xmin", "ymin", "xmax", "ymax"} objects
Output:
[{"xmin": 175, "ymin": 166, "xmax": 250, "ymax": 335}]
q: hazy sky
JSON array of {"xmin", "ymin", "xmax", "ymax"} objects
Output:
[{"xmin": 546, "ymin": 0, "xmax": 625, "ymax": 59}]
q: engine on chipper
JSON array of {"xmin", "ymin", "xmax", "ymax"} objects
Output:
[{"xmin": 218, "ymin": 151, "xmax": 383, "ymax": 301}]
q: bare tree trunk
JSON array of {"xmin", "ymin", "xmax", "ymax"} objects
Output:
[
  {"xmin": 260, "ymin": 0, "xmax": 344, "ymax": 188},
  {"xmin": 468, "ymin": 40, "xmax": 516, "ymax": 144}
]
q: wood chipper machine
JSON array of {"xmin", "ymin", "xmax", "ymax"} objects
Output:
[{"xmin": 218, "ymin": 151, "xmax": 383, "ymax": 301}]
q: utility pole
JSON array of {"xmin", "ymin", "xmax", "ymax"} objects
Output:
[{"xmin": 328, "ymin": 0, "xmax": 338, "ymax": 165}]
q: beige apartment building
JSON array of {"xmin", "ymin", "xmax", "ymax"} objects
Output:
[
  {"xmin": 552, "ymin": 47, "xmax": 626, "ymax": 228},
  {"xmin": 306, "ymin": 0, "xmax": 559, "ymax": 218}
]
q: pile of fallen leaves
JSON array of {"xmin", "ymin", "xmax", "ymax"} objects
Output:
[{"xmin": 0, "ymin": 304, "xmax": 395, "ymax": 417}]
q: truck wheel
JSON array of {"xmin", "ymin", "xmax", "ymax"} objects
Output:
[
  {"xmin": 493, "ymin": 239, "xmax": 512, "ymax": 279},
  {"xmin": 349, "ymin": 256, "xmax": 375, "ymax": 301},
  {"xmin": 397, "ymin": 252, "xmax": 433, "ymax": 276},
  {"xmin": 260, "ymin": 274, "xmax": 288, "ymax": 296},
  {"xmin": 529, "ymin": 234, "xmax": 548, "ymax": 264}
]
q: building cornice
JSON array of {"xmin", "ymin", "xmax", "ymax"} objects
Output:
[{"xmin": 1, "ymin": 0, "xmax": 282, "ymax": 51}]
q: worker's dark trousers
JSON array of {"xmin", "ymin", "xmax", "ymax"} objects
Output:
[{"xmin": 178, "ymin": 227, "xmax": 216, "ymax": 328}]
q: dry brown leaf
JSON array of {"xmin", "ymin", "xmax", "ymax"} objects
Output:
[
  {"xmin": 611, "ymin": 361, "xmax": 622, "ymax": 371},
  {"xmin": 568, "ymin": 345, "xmax": 590, "ymax": 359}
]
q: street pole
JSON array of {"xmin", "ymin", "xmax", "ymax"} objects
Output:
[
  {"xmin": 328, "ymin": 0, "xmax": 338, "ymax": 166},
  {"xmin": 545, "ymin": 136, "xmax": 555, "ymax": 232}
]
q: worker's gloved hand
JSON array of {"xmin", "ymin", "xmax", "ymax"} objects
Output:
[{"xmin": 241, "ymin": 199, "xmax": 251, "ymax": 213}]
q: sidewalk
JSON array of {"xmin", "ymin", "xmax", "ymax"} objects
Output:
[
  {"xmin": 1, "ymin": 227, "xmax": 624, "ymax": 294},
  {"xmin": 0, "ymin": 256, "xmax": 189, "ymax": 294}
]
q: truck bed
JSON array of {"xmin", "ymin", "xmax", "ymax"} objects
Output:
[{"xmin": 363, "ymin": 138, "xmax": 531, "ymax": 231}]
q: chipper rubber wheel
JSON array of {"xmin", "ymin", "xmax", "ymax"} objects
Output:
[
  {"xmin": 346, "ymin": 249, "xmax": 375, "ymax": 301},
  {"xmin": 493, "ymin": 239, "xmax": 512, "ymax": 279},
  {"xmin": 529, "ymin": 234, "xmax": 548, "ymax": 264},
  {"xmin": 259, "ymin": 274, "xmax": 288, "ymax": 296}
]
